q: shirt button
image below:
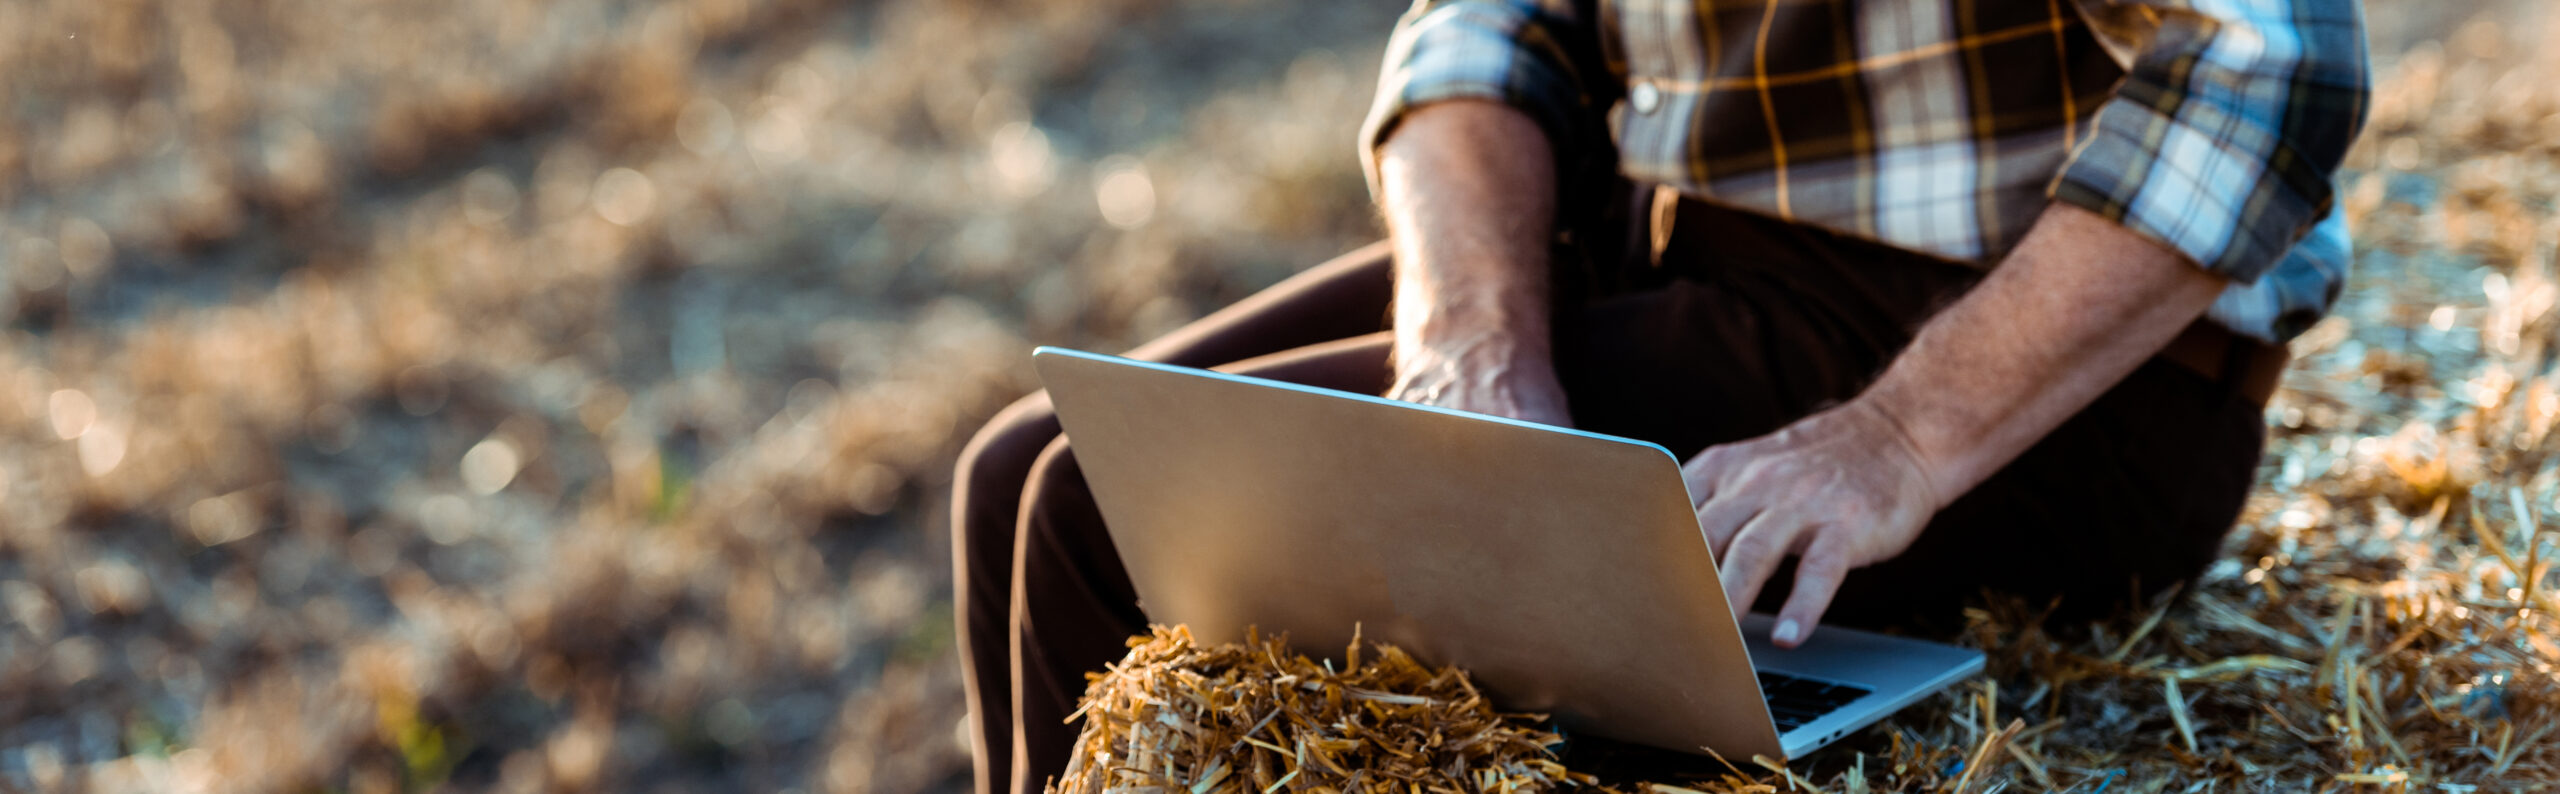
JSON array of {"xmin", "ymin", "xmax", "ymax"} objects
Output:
[{"xmin": 1629, "ymin": 80, "xmax": 1662, "ymax": 114}]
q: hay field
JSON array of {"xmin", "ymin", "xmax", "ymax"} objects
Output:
[{"xmin": 0, "ymin": 0, "xmax": 2550, "ymax": 791}]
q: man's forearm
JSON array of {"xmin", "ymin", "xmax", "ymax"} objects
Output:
[
  {"xmin": 1375, "ymin": 100, "xmax": 1557, "ymax": 376},
  {"xmin": 1861, "ymin": 203, "xmax": 2233, "ymax": 507},
  {"xmin": 1682, "ymin": 201, "xmax": 2238, "ymax": 643}
]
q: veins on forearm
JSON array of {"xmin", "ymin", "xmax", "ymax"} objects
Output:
[
  {"xmin": 1860, "ymin": 203, "xmax": 2229, "ymax": 505},
  {"xmin": 1375, "ymin": 100, "xmax": 1559, "ymax": 362}
]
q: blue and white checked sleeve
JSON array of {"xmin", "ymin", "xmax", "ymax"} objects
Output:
[
  {"xmin": 2051, "ymin": 0, "xmax": 2370, "ymax": 287},
  {"xmin": 1357, "ymin": 0, "xmax": 1603, "ymax": 197}
]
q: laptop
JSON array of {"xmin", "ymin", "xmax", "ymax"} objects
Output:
[{"xmin": 1032, "ymin": 346, "xmax": 1983, "ymax": 761}]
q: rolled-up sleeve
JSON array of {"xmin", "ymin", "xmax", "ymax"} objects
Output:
[
  {"xmin": 1358, "ymin": 0, "xmax": 1604, "ymax": 197},
  {"xmin": 2050, "ymin": 0, "xmax": 2370, "ymax": 283}
]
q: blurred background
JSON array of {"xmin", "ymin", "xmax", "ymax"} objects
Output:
[{"xmin": 1, "ymin": 0, "xmax": 2557, "ymax": 791}]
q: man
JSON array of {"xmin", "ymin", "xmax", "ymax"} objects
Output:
[{"xmin": 952, "ymin": 0, "xmax": 2368, "ymax": 792}]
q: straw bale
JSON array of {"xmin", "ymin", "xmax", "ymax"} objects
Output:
[{"xmin": 1049, "ymin": 625, "xmax": 1598, "ymax": 794}]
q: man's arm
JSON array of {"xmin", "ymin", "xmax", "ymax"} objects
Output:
[
  {"xmin": 1697, "ymin": 0, "xmax": 2368, "ymax": 648},
  {"xmin": 1375, "ymin": 100, "xmax": 1572, "ymax": 425},
  {"xmin": 1865, "ymin": 207, "xmax": 2228, "ymax": 501},
  {"xmin": 1688, "ymin": 204, "xmax": 2225, "ymax": 647},
  {"xmin": 1360, "ymin": 0, "xmax": 1606, "ymax": 423}
]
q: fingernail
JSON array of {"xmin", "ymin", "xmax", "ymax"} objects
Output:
[{"xmin": 1773, "ymin": 619, "xmax": 1802, "ymax": 645}]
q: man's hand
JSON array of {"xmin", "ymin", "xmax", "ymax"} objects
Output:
[
  {"xmin": 1374, "ymin": 100, "xmax": 1571, "ymax": 426},
  {"xmin": 1684, "ymin": 399, "xmax": 1941, "ymax": 647},
  {"xmin": 1700, "ymin": 203, "xmax": 2231, "ymax": 647}
]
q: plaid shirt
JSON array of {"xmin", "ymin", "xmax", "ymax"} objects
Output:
[{"xmin": 1360, "ymin": 0, "xmax": 2369, "ymax": 342}]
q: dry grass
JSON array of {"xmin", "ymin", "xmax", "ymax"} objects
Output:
[{"xmin": 0, "ymin": 0, "xmax": 2552, "ymax": 791}]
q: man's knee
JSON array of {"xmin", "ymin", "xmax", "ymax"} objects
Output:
[
  {"xmin": 957, "ymin": 391, "xmax": 1059, "ymax": 482},
  {"xmin": 953, "ymin": 389, "xmax": 1067, "ymax": 665},
  {"xmin": 1016, "ymin": 436, "xmax": 1091, "ymax": 555},
  {"xmin": 957, "ymin": 394, "xmax": 1054, "ymax": 555}
]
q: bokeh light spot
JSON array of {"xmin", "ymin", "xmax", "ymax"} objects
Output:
[
  {"xmin": 677, "ymin": 97, "xmax": 734, "ymax": 155},
  {"xmin": 11, "ymin": 236, "xmax": 62, "ymax": 292},
  {"xmin": 51, "ymin": 637, "xmax": 103, "ymax": 686},
  {"xmin": 78, "ymin": 420, "xmax": 126, "ymax": 476},
  {"xmin": 1095, "ymin": 157, "xmax": 1155, "ymax": 229},
  {"xmin": 746, "ymin": 109, "xmax": 807, "ymax": 162},
  {"xmin": 462, "ymin": 169, "xmax": 522, "ymax": 228},
  {"xmin": 462, "ymin": 437, "xmax": 522, "ymax": 495},
  {"xmin": 847, "ymin": 462, "xmax": 899, "ymax": 515},
  {"xmin": 593, "ymin": 167, "xmax": 657, "ymax": 227},
  {"xmin": 707, "ymin": 698, "xmax": 757, "ymax": 746},
  {"xmin": 57, "ymin": 217, "xmax": 112, "ymax": 280},
  {"xmin": 187, "ymin": 492, "xmax": 259, "ymax": 546},
  {"xmin": 48, "ymin": 389, "xmax": 96, "ymax": 440},
  {"xmin": 74, "ymin": 561, "xmax": 149, "ymax": 616},
  {"xmin": 990, "ymin": 122, "xmax": 1054, "ymax": 199},
  {"xmin": 420, "ymin": 493, "xmax": 474, "ymax": 545}
]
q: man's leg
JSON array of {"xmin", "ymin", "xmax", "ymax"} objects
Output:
[
  {"xmin": 949, "ymin": 398, "xmax": 1063, "ymax": 794},
  {"xmin": 1007, "ymin": 439, "xmax": 1138, "ymax": 794},
  {"xmin": 950, "ymin": 244, "xmax": 1392, "ymax": 794},
  {"xmin": 1006, "ymin": 334, "xmax": 1394, "ymax": 794}
]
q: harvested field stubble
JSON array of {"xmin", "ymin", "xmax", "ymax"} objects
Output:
[
  {"xmin": 1049, "ymin": 7, "xmax": 2560, "ymax": 790},
  {"xmin": 0, "ymin": 0, "xmax": 1394, "ymax": 790}
]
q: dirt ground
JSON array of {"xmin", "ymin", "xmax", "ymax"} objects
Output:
[{"xmin": 0, "ymin": 0, "xmax": 2554, "ymax": 791}]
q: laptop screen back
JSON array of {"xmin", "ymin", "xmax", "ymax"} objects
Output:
[{"xmin": 1034, "ymin": 347, "xmax": 1783, "ymax": 758}]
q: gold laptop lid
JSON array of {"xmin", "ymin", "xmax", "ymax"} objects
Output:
[{"xmin": 1034, "ymin": 347, "xmax": 1782, "ymax": 759}]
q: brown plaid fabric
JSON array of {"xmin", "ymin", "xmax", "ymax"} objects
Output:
[{"xmin": 1360, "ymin": 0, "xmax": 2369, "ymax": 342}]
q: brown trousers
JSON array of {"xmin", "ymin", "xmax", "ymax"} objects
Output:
[{"xmin": 949, "ymin": 200, "xmax": 2267, "ymax": 794}]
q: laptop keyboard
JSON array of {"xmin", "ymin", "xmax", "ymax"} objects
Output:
[{"xmin": 1756, "ymin": 671, "xmax": 1873, "ymax": 732}]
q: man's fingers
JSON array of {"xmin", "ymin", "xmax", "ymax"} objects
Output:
[
  {"xmin": 1682, "ymin": 446, "xmax": 1733, "ymax": 509},
  {"xmin": 1717, "ymin": 512, "xmax": 1799, "ymax": 619},
  {"xmin": 1772, "ymin": 534, "xmax": 1852, "ymax": 648},
  {"xmin": 1689, "ymin": 450, "xmax": 1760, "ymax": 556},
  {"xmin": 1696, "ymin": 497, "xmax": 1759, "ymax": 560}
]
